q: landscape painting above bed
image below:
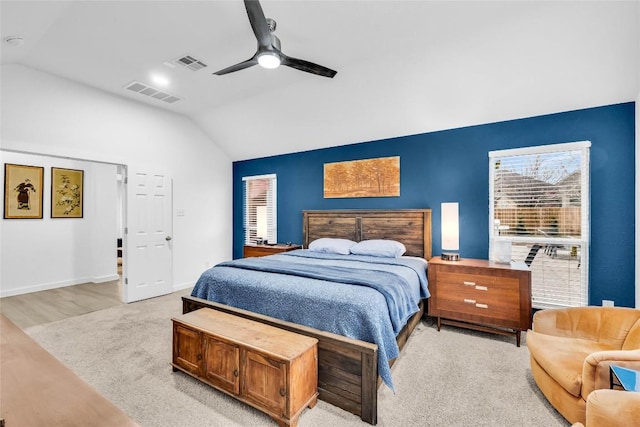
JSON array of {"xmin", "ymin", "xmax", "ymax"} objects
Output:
[
  {"xmin": 183, "ymin": 209, "xmax": 432, "ymax": 425},
  {"xmin": 323, "ymin": 156, "xmax": 400, "ymax": 198}
]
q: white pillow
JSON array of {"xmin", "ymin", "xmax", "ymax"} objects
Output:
[
  {"xmin": 308, "ymin": 238, "xmax": 356, "ymax": 255},
  {"xmin": 349, "ymin": 239, "xmax": 406, "ymax": 258}
]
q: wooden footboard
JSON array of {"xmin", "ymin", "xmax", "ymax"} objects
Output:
[{"xmin": 182, "ymin": 295, "xmax": 425, "ymax": 425}]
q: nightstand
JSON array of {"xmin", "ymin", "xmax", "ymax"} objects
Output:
[
  {"xmin": 427, "ymin": 257, "xmax": 532, "ymax": 346},
  {"xmin": 243, "ymin": 244, "xmax": 302, "ymax": 258}
]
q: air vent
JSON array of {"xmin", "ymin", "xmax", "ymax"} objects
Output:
[
  {"xmin": 172, "ymin": 55, "xmax": 208, "ymax": 71},
  {"xmin": 124, "ymin": 81, "xmax": 180, "ymax": 104}
]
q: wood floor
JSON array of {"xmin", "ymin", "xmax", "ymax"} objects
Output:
[{"xmin": 0, "ymin": 280, "xmax": 122, "ymax": 329}]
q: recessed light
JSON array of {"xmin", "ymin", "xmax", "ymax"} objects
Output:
[
  {"xmin": 151, "ymin": 74, "xmax": 169, "ymax": 86},
  {"xmin": 4, "ymin": 36, "xmax": 24, "ymax": 47}
]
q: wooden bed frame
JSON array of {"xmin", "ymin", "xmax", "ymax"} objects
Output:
[{"xmin": 182, "ymin": 209, "xmax": 432, "ymax": 425}]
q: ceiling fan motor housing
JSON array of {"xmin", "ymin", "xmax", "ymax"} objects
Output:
[{"xmin": 266, "ymin": 18, "xmax": 276, "ymax": 32}]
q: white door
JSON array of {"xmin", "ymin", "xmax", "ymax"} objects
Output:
[{"xmin": 123, "ymin": 169, "xmax": 173, "ymax": 303}]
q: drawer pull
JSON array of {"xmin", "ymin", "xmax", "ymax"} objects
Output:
[
  {"xmin": 279, "ymin": 387, "xmax": 286, "ymax": 397},
  {"xmin": 463, "ymin": 281, "xmax": 476, "ymax": 286},
  {"xmin": 476, "ymin": 303, "xmax": 489, "ymax": 309},
  {"xmin": 475, "ymin": 285, "xmax": 488, "ymax": 291},
  {"xmin": 464, "ymin": 298, "xmax": 476, "ymax": 304},
  {"xmin": 233, "ymin": 369, "xmax": 239, "ymax": 377}
]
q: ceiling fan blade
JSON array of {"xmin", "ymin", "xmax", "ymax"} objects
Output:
[
  {"xmin": 281, "ymin": 55, "xmax": 337, "ymax": 78},
  {"xmin": 213, "ymin": 56, "xmax": 259, "ymax": 75},
  {"xmin": 244, "ymin": 0, "xmax": 271, "ymax": 48}
]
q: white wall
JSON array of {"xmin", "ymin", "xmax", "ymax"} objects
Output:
[
  {"xmin": 0, "ymin": 152, "xmax": 119, "ymax": 296},
  {"xmin": 0, "ymin": 64, "xmax": 233, "ymax": 296}
]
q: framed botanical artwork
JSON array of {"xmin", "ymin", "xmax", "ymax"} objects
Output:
[
  {"xmin": 4, "ymin": 163, "xmax": 45, "ymax": 219},
  {"xmin": 51, "ymin": 167, "xmax": 84, "ymax": 218}
]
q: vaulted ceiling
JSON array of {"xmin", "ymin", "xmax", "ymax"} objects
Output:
[{"xmin": 2, "ymin": 1, "xmax": 638, "ymax": 161}]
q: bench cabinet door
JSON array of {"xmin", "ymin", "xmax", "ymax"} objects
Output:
[
  {"xmin": 173, "ymin": 323, "xmax": 202, "ymax": 376},
  {"xmin": 203, "ymin": 334, "xmax": 240, "ymax": 395},
  {"xmin": 242, "ymin": 350, "xmax": 287, "ymax": 417}
]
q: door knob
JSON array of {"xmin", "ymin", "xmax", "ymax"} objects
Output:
[{"xmin": 165, "ymin": 236, "xmax": 172, "ymax": 241}]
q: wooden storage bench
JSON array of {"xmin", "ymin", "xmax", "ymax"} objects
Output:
[{"xmin": 172, "ymin": 308, "xmax": 318, "ymax": 427}]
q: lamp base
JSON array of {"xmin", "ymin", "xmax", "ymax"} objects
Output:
[{"xmin": 441, "ymin": 252, "xmax": 460, "ymax": 261}]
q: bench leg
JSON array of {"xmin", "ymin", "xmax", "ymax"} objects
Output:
[{"xmin": 307, "ymin": 396, "xmax": 318, "ymax": 409}]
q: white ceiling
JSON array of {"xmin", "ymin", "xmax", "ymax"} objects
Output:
[{"xmin": 1, "ymin": 1, "xmax": 638, "ymax": 161}]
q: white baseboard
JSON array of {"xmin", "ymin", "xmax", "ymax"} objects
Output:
[
  {"xmin": 173, "ymin": 281, "xmax": 195, "ymax": 292},
  {"xmin": 0, "ymin": 274, "xmax": 120, "ymax": 298},
  {"xmin": 92, "ymin": 274, "xmax": 120, "ymax": 283},
  {"xmin": 0, "ymin": 277, "xmax": 92, "ymax": 298},
  {"xmin": 2, "ymin": 277, "xmax": 189, "ymax": 298}
]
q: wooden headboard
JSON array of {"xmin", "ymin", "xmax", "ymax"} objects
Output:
[{"xmin": 302, "ymin": 209, "xmax": 432, "ymax": 259}]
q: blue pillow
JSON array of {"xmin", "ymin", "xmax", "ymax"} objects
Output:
[
  {"xmin": 349, "ymin": 239, "xmax": 406, "ymax": 258},
  {"xmin": 308, "ymin": 238, "xmax": 356, "ymax": 255}
]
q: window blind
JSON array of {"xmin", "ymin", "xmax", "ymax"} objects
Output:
[
  {"xmin": 489, "ymin": 141, "xmax": 590, "ymax": 308},
  {"xmin": 243, "ymin": 174, "xmax": 277, "ymax": 245}
]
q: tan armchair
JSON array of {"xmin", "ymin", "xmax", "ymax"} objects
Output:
[
  {"xmin": 527, "ymin": 306, "xmax": 640, "ymax": 425},
  {"xmin": 571, "ymin": 389, "xmax": 640, "ymax": 427}
]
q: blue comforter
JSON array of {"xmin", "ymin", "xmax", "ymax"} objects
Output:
[{"xmin": 191, "ymin": 250, "xmax": 429, "ymax": 389}]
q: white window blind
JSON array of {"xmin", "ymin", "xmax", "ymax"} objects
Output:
[
  {"xmin": 243, "ymin": 174, "xmax": 277, "ymax": 245},
  {"xmin": 489, "ymin": 141, "xmax": 590, "ymax": 309}
]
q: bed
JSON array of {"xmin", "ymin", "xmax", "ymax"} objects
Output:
[{"xmin": 182, "ymin": 209, "xmax": 432, "ymax": 424}]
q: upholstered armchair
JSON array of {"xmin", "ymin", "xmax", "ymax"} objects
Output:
[
  {"xmin": 571, "ymin": 389, "xmax": 640, "ymax": 427},
  {"xmin": 527, "ymin": 306, "xmax": 640, "ymax": 425}
]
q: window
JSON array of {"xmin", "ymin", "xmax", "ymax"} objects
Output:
[
  {"xmin": 243, "ymin": 174, "xmax": 277, "ymax": 245},
  {"xmin": 489, "ymin": 141, "xmax": 590, "ymax": 309}
]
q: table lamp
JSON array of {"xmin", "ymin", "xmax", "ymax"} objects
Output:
[{"xmin": 441, "ymin": 202, "xmax": 460, "ymax": 261}]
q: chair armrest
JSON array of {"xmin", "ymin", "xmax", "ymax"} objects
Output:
[
  {"xmin": 581, "ymin": 350, "xmax": 640, "ymax": 397},
  {"xmin": 584, "ymin": 389, "xmax": 640, "ymax": 427}
]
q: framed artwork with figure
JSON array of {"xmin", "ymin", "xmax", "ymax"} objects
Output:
[
  {"xmin": 4, "ymin": 163, "xmax": 44, "ymax": 219},
  {"xmin": 51, "ymin": 167, "xmax": 84, "ymax": 218}
]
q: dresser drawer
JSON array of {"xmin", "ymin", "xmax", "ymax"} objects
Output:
[
  {"xmin": 438, "ymin": 271, "xmax": 494, "ymax": 288},
  {"xmin": 437, "ymin": 271, "xmax": 520, "ymax": 292},
  {"xmin": 437, "ymin": 295, "xmax": 521, "ymax": 324},
  {"xmin": 436, "ymin": 282, "xmax": 521, "ymax": 311}
]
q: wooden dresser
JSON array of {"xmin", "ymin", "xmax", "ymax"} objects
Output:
[
  {"xmin": 243, "ymin": 244, "xmax": 302, "ymax": 258},
  {"xmin": 172, "ymin": 308, "xmax": 318, "ymax": 427},
  {"xmin": 427, "ymin": 257, "xmax": 532, "ymax": 346}
]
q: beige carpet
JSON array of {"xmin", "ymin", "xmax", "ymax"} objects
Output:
[{"xmin": 26, "ymin": 291, "xmax": 569, "ymax": 427}]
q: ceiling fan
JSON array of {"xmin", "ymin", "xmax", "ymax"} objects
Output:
[{"xmin": 214, "ymin": 0, "xmax": 337, "ymax": 78}]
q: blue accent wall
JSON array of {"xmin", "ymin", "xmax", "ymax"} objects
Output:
[{"xmin": 233, "ymin": 102, "xmax": 636, "ymax": 307}]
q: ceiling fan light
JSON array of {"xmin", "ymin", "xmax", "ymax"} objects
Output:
[{"xmin": 257, "ymin": 52, "xmax": 281, "ymax": 69}]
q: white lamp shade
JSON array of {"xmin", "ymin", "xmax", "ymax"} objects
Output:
[
  {"xmin": 256, "ymin": 206, "xmax": 268, "ymax": 239},
  {"xmin": 441, "ymin": 202, "xmax": 459, "ymax": 251}
]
